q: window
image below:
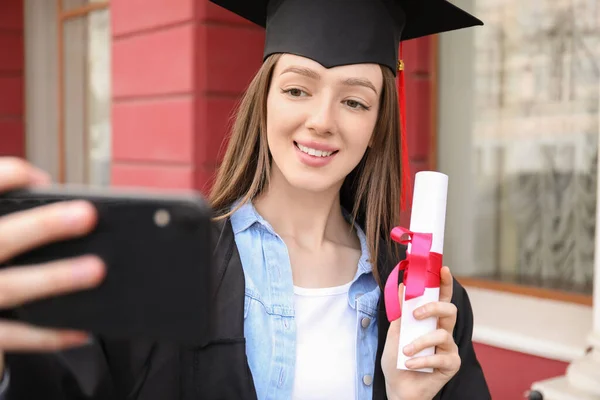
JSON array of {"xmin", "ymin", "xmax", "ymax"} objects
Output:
[
  {"xmin": 24, "ymin": 0, "xmax": 111, "ymax": 186},
  {"xmin": 440, "ymin": 0, "xmax": 599, "ymax": 302}
]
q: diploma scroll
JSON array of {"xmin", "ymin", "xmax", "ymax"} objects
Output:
[
  {"xmin": 386, "ymin": 171, "xmax": 448, "ymax": 373},
  {"xmin": 399, "ymin": 171, "xmax": 447, "ymax": 372}
]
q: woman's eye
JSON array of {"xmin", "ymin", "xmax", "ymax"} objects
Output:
[
  {"xmin": 344, "ymin": 99, "xmax": 369, "ymax": 110},
  {"xmin": 282, "ymin": 88, "xmax": 306, "ymax": 97}
]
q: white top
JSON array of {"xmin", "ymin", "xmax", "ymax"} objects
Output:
[{"xmin": 291, "ymin": 281, "xmax": 357, "ymax": 400}]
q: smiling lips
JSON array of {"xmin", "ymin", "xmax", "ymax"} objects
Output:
[{"xmin": 293, "ymin": 141, "xmax": 339, "ymax": 167}]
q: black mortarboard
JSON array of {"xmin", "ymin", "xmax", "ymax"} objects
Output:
[
  {"xmin": 209, "ymin": 0, "xmax": 482, "ymax": 210},
  {"xmin": 209, "ymin": 0, "xmax": 483, "ymax": 76}
]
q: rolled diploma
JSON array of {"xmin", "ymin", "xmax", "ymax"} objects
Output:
[{"xmin": 397, "ymin": 171, "xmax": 448, "ymax": 373}]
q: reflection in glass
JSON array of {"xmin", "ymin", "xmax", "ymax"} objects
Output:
[
  {"xmin": 473, "ymin": 0, "xmax": 599, "ymax": 293},
  {"xmin": 62, "ymin": 9, "xmax": 111, "ymax": 186},
  {"xmin": 87, "ymin": 9, "xmax": 111, "ymax": 186}
]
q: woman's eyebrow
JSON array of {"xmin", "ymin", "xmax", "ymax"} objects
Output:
[
  {"xmin": 280, "ymin": 66, "xmax": 320, "ymax": 80},
  {"xmin": 341, "ymin": 77, "xmax": 378, "ymax": 95}
]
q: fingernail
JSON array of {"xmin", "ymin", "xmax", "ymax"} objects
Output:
[
  {"xmin": 404, "ymin": 344, "xmax": 414, "ymax": 356},
  {"xmin": 72, "ymin": 256, "xmax": 103, "ymax": 283},
  {"xmin": 405, "ymin": 359, "xmax": 417, "ymax": 369},
  {"xmin": 63, "ymin": 202, "xmax": 92, "ymax": 226},
  {"xmin": 414, "ymin": 307, "xmax": 425, "ymax": 317}
]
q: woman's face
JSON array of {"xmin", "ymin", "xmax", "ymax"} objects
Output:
[{"xmin": 266, "ymin": 54, "xmax": 383, "ymax": 193}]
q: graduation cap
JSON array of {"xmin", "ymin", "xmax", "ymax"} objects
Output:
[{"xmin": 209, "ymin": 0, "xmax": 483, "ymax": 210}]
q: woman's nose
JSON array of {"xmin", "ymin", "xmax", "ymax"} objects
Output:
[{"xmin": 305, "ymin": 98, "xmax": 337, "ymax": 136}]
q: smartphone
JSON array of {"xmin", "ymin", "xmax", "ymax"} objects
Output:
[{"xmin": 0, "ymin": 185, "xmax": 215, "ymax": 345}]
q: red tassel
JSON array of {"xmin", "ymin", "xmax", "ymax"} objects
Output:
[{"xmin": 398, "ymin": 44, "xmax": 412, "ymax": 212}]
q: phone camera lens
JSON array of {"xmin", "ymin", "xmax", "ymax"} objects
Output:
[{"xmin": 154, "ymin": 209, "xmax": 170, "ymax": 227}]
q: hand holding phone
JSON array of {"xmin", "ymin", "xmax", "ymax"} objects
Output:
[
  {"xmin": 0, "ymin": 158, "xmax": 105, "ymax": 376},
  {"xmin": 0, "ymin": 158, "xmax": 215, "ymax": 351}
]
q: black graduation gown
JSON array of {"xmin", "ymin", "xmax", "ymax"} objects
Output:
[{"xmin": 4, "ymin": 218, "xmax": 491, "ymax": 400}]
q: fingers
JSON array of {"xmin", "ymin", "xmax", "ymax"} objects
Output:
[
  {"xmin": 404, "ymin": 352, "xmax": 461, "ymax": 374},
  {"xmin": 438, "ymin": 266, "xmax": 453, "ymax": 303},
  {"xmin": 0, "ymin": 158, "xmax": 96, "ymax": 353},
  {"xmin": 403, "ymin": 328, "xmax": 457, "ymax": 358},
  {"xmin": 0, "ymin": 158, "xmax": 51, "ymax": 192},
  {"xmin": 413, "ymin": 301, "xmax": 457, "ymax": 333},
  {"xmin": 0, "ymin": 201, "xmax": 97, "ymax": 262},
  {"xmin": 0, "ymin": 255, "xmax": 105, "ymax": 309},
  {"xmin": 0, "ymin": 320, "xmax": 90, "ymax": 352}
]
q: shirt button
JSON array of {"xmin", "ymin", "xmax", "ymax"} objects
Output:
[
  {"xmin": 361, "ymin": 317, "xmax": 371, "ymax": 328},
  {"xmin": 363, "ymin": 375, "xmax": 373, "ymax": 386},
  {"xmin": 355, "ymin": 293, "xmax": 363, "ymax": 301}
]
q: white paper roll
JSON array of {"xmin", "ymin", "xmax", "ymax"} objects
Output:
[{"xmin": 397, "ymin": 171, "xmax": 448, "ymax": 373}]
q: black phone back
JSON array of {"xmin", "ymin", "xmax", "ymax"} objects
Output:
[{"xmin": 0, "ymin": 186, "xmax": 215, "ymax": 345}]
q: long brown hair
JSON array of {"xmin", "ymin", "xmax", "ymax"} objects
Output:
[{"xmin": 209, "ymin": 53, "xmax": 401, "ymax": 286}]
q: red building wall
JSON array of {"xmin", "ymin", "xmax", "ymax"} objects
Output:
[
  {"xmin": 0, "ymin": 0, "xmax": 24, "ymax": 157},
  {"xmin": 110, "ymin": 0, "xmax": 264, "ymax": 194}
]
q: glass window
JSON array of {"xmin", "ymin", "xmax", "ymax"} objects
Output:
[
  {"xmin": 24, "ymin": 0, "xmax": 110, "ymax": 186},
  {"xmin": 441, "ymin": 0, "xmax": 599, "ymax": 297},
  {"xmin": 62, "ymin": 6, "xmax": 111, "ymax": 186}
]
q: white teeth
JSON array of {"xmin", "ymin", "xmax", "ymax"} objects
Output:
[{"xmin": 297, "ymin": 143, "xmax": 334, "ymax": 157}]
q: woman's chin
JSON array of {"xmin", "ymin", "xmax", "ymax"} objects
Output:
[
  {"xmin": 270, "ymin": 160, "xmax": 347, "ymax": 194},
  {"xmin": 281, "ymin": 172, "xmax": 342, "ymax": 194}
]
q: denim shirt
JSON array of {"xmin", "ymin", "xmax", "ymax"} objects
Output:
[{"xmin": 230, "ymin": 201, "xmax": 381, "ymax": 400}]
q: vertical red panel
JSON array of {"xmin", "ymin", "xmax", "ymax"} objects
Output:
[
  {"xmin": 0, "ymin": 0, "xmax": 24, "ymax": 158},
  {"xmin": 110, "ymin": 0, "xmax": 197, "ymax": 189},
  {"xmin": 400, "ymin": 36, "xmax": 436, "ymax": 224},
  {"xmin": 110, "ymin": 0, "xmax": 265, "ymax": 191},
  {"xmin": 403, "ymin": 36, "xmax": 435, "ymax": 168},
  {"xmin": 193, "ymin": 8, "xmax": 264, "ymax": 191}
]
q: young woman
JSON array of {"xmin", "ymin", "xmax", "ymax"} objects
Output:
[{"xmin": 0, "ymin": 0, "xmax": 490, "ymax": 399}]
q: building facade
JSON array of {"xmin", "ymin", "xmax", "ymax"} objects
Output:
[{"xmin": 0, "ymin": 1, "xmax": 599, "ymax": 399}]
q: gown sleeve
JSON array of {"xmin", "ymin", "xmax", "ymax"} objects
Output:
[{"xmin": 434, "ymin": 279, "xmax": 492, "ymax": 400}]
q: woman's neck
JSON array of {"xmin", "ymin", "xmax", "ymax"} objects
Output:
[{"xmin": 253, "ymin": 168, "xmax": 353, "ymax": 251}]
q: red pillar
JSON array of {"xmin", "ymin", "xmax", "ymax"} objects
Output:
[
  {"xmin": 0, "ymin": 0, "xmax": 24, "ymax": 157},
  {"xmin": 110, "ymin": 0, "xmax": 265, "ymax": 193},
  {"xmin": 400, "ymin": 37, "xmax": 437, "ymax": 224},
  {"xmin": 404, "ymin": 37, "xmax": 437, "ymax": 175}
]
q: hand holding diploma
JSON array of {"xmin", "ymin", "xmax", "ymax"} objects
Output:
[{"xmin": 381, "ymin": 266, "xmax": 461, "ymax": 400}]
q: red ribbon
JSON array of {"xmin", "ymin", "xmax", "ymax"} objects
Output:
[{"xmin": 384, "ymin": 227, "xmax": 442, "ymax": 322}]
